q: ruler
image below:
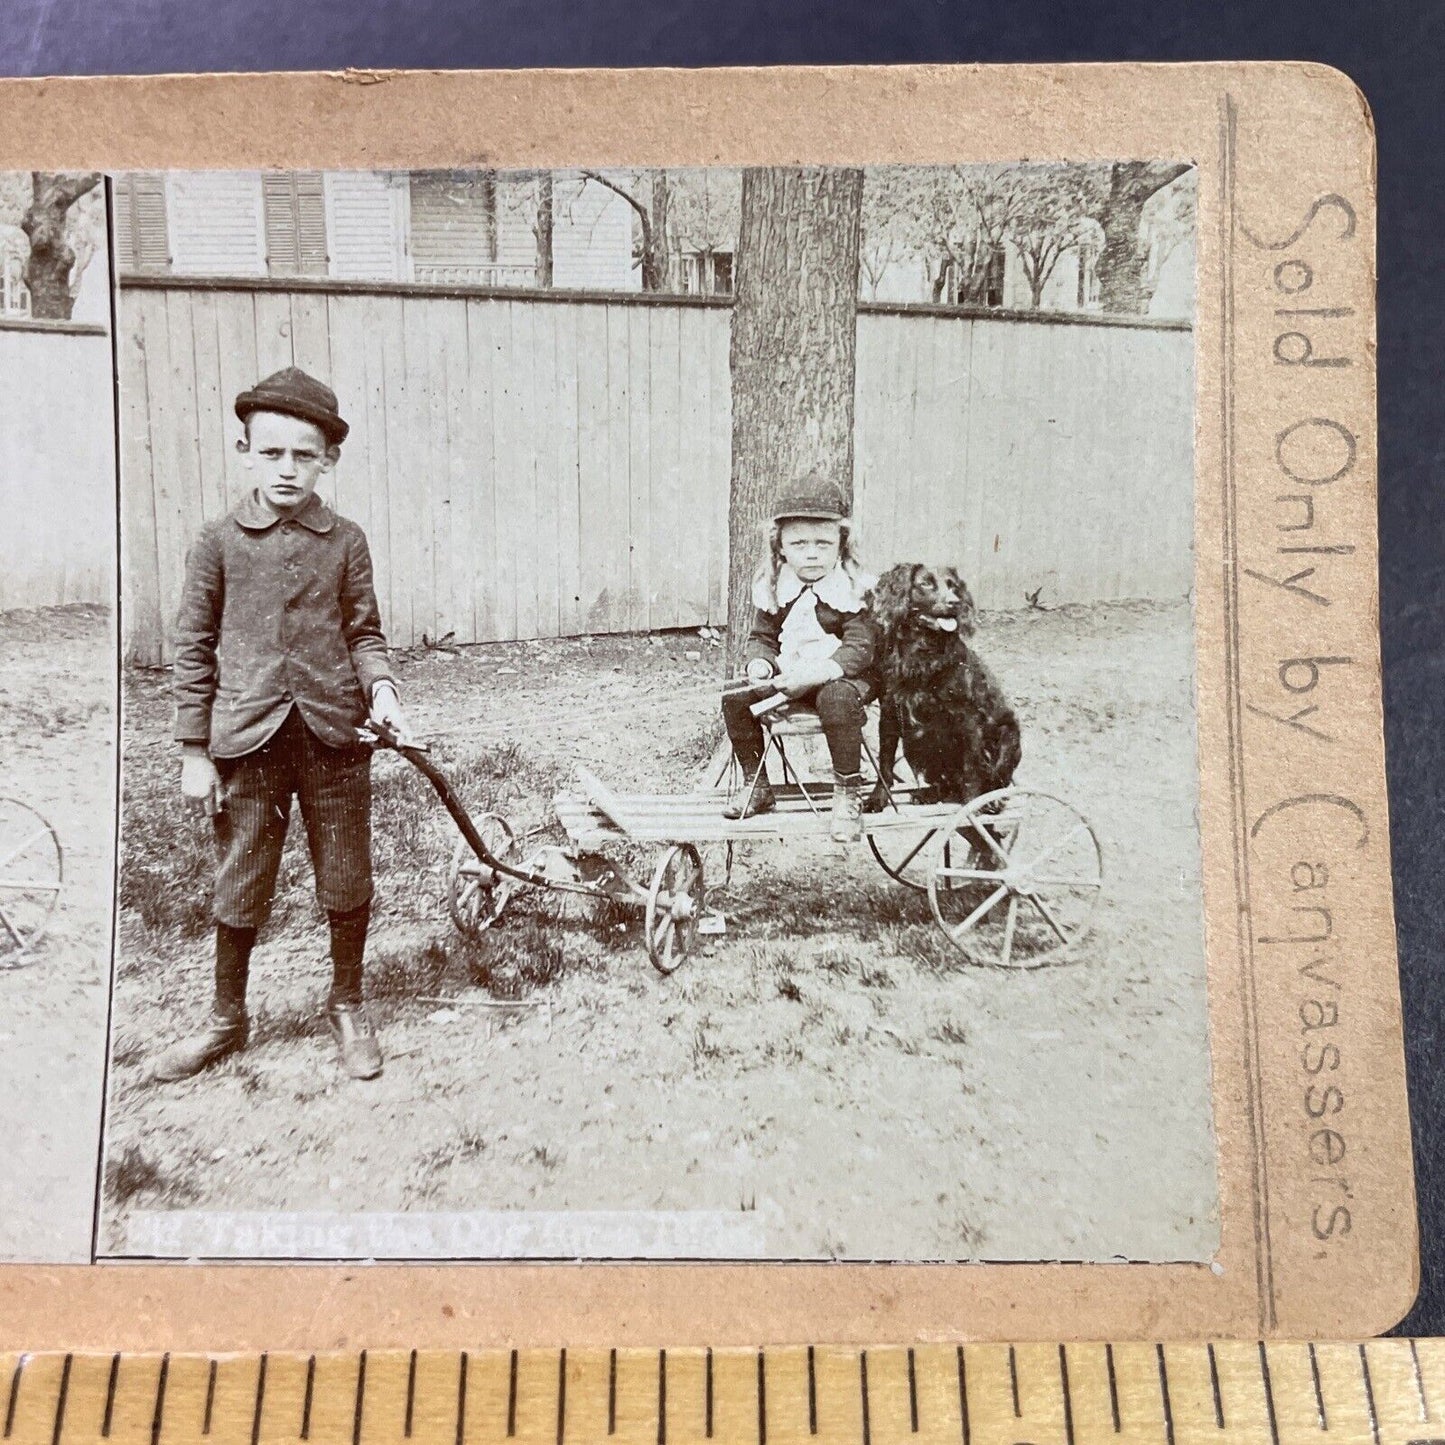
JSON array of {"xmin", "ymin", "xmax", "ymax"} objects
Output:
[{"xmin": 1, "ymin": 1342, "xmax": 1442, "ymax": 1445}]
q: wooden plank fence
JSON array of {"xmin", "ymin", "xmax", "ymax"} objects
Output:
[
  {"xmin": 0, "ymin": 319, "xmax": 116, "ymax": 612},
  {"xmin": 117, "ymin": 278, "xmax": 1194, "ymax": 665}
]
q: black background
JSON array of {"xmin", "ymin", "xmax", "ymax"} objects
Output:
[{"xmin": 2, "ymin": 0, "xmax": 1441, "ymax": 1334}]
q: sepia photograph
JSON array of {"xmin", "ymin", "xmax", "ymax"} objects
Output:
[
  {"xmin": 0, "ymin": 170, "xmax": 116, "ymax": 1261},
  {"xmin": 93, "ymin": 159, "xmax": 1214, "ymax": 1263}
]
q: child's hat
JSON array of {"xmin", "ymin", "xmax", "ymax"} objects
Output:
[
  {"xmin": 771, "ymin": 473, "xmax": 850, "ymax": 524},
  {"xmin": 235, "ymin": 366, "xmax": 350, "ymax": 445}
]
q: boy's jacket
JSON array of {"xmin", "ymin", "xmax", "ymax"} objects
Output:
[
  {"xmin": 172, "ymin": 491, "xmax": 396, "ymax": 758},
  {"xmin": 745, "ymin": 565, "xmax": 881, "ymax": 682}
]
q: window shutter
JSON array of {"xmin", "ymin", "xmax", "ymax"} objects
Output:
[
  {"xmin": 263, "ymin": 172, "xmax": 300, "ymax": 275},
  {"xmin": 295, "ymin": 172, "xmax": 329, "ymax": 275},
  {"xmin": 114, "ymin": 173, "xmax": 169, "ymax": 273}
]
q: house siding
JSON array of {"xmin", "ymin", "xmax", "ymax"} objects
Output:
[{"xmin": 326, "ymin": 171, "xmax": 404, "ymax": 281}]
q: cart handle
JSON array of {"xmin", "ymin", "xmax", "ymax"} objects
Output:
[{"xmin": 360, "ymin": 721, "xmax": 561, "ymax": 892}]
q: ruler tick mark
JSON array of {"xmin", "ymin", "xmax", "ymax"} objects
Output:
[
  {"xmin": 1308, "ymin": 1343, "xmax": 1327, "ymax": 1430},
  {"xmin": 1156, "ymin": 1345, "xmax": 1175, "ymax": 1445},
  {"xmin": 1412, "ymin": 1339, "xmax": 1429, "ymax": 1422},
  {"xmin": 805, "ymin": 1347, "xmax": 815, "ymax": 1437},
  {"xmin": 102, "ymin": 1354, "xmax": 120, "ymax": 1438},
  {"xmin": 957, "ymin": 1347, "xmax": 970, "ymax": 1445},
  {"xmin": 757, "ymin": 1350, "xmax": 767, "ymax": 1445},
  {"xmin": 707, "ymin": 1349, "xmax": 715, "ymax": 1439},
  {"xmin": 50, "ymin": 1355, "xmax": 71, "ymax": 1445},
  {"xmin": 150, "ymin": 1353, "xmax": 169, "ymax": 1445},
  {"xmin": 5, "ymin": 1357, "xmax": 22, "ymax": 1439},
  {"xmin": 1059, "ymin": 1346, "xmax": 1075, "ymax": 1445},
  {"xmin": 1259, "ymin": 1344, "xmax": 1280, "ymax": 1445},
  {"xmin": 1207, "ymin": 1344, "xmax": 1225, "ymax": 1429},
  {"xmin": 405, "ymin": 1351, "xmax": 417, "ymax": 1440},
  {"xmin": 301, "ymin": 1356, "xmax": 316, "ymax": 1440},
  {"xmin": 1009, "ymin": 1346, "xmax": 1021, "ymax": 1418},
  {"xmin": 354, "ymin": 1350, "xmax": 368, "ymax": 1445},
  {"xmin": 860, "ymin": 1352, "xmax": 872, "ymax": 1445},
  {"xmin": 1359, "ymin": 1345, "xmax": 1381, "ymax": 1445},
  {"xmin": 508, "ymin": 1349, "xmax": 518, "ymax": 1438},
  {"xmin": 658, "ymin": 1349, "xmax": 667, "ymax": 1445},
  {"xmin": 250, "ymin": 1354, "xmax": 267, "ymax": 1445},
  {"xmin": 202, "ymin": 1361, "xmax": 216, "ymax": 1437},
  {"xmin": 608, "ymin": 1349, "xmax": 617, "ymax": 1436},
  {"xmin": 908, "ymin": 1348, "xmax": 919, "ymax": 1434},
  {"xmin": 455, "ymin": 1352, "xmax": 468, "ymax": 1445},
  {"xmin": 1105, "ymin": 1344, "xmax": 1120, "ymax": 1434},
  {"xmin": 556, "ymin": 1349, "xmax": 567, "ymax": 1445}
]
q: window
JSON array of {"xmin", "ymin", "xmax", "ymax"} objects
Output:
[
  {"xmin": 681, "ymin": 250, "xmax": 734, "ymax": 296},
  {"xmin": 262, "ymin": 171, "xmax": 328, "ymax": 277},
  {"xmin": 113, "ymin": 172, "xmax": 170, "ymax": 273},
  {"xmin": 982, "ymin": 246, "xmax": 1006, "ymax": 309},
  {"xmin": 1076, "ymin": 245, "xmax": 1101, "ymax": 309}
]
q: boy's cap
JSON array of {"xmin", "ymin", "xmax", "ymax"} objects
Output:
[
  {"xmin": 771, "ymin": 473, "xmax": 850, "ymax": 524},
  {"xmin": 235, "ymin": 367, "xmax": 349, "ymax": 445}
]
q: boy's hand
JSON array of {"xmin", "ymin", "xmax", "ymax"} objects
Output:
[
  {"xmin": 370, "ymin": 683, "xmax": 417, "ymax": 747},
  {"xmin": 773, "ymin": 659, "xmax": 843, "ymax": 698},
  {"xmin": 745, "ymin": 659, "xmax": 774, "ymax": 683},
  {"xmin": 180, "ymin": 747, "xmax": 225, "ymax": 814}
]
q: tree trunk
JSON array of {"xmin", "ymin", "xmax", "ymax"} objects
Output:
[
  {"xmin": 726, "ymin": 167, "xmax": 864, "ymax": 675},
  {"xmin": 535, "ymin": 172, "xmax": 554, "ymax": 287},
  {"xmin": 20, "ymin": 172, "xmax": 101, "ymax": 320},
  {"xmin": 1094, "ymin": 161, "xmax": 1189, "ymax": 315},
  {"xmin": 642, "ymin": 170, "xmax": 671, "ymax": 291},
  {"xmin": 480, "ymin": 171, "xmax": 498, "ymax": 262}
]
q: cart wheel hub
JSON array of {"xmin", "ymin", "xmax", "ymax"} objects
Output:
[{"xmin": 669, "ymin": 894, "xmax": 696, "ymax": 921}]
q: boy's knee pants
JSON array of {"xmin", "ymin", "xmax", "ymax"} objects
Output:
[
  {"xmin": 211, "ymin": 707, "xmax": 372, "ymax": 928},
  {"xmin": 722, "ymin": 677, "xmax": 875, "ymax": 777}
]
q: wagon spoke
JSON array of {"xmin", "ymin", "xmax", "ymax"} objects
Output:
[
  {"xmin": 0, "ymin": 903, "xmax": 26, "ymax": 947},
  {"xmin": 935, "ymin": 866, "xmax": 1002, "ymax": 882},
  {"xmin": 893, "ymin": 831, "xmax": 937, "ymax": 874},
  {"xmin": 1015, "ymin": 823, "xmax": 1092, "ymax": 879},
  {"xmin": 965, "ymin": 816, "xmax": 1013, "ymax": 868},
  {"xmin": 651, "ymin": 913, "xmax": 673, "ymax": 951},
  {"xmin": 661, "ymin": 926, "xmax": 677, "ymax": 969},
  {"xmin": 1028, "ymin": 876, "xmax": 1101, "ymax": 889},
  {"xmin": 999, "ymin": 895, "xmax": 1019, "ymax": 968},
  {"xmin": 949, "ymin": 884, "xmax": 1009, "ymax": 940},
  {"xmin": 0, "ymin": 879, "xmax": 61, "ymax": 893},
  {"xmin": 1025, "ymin": 890, "xmax": 1073, "ymax": 945},
  {"xmin": 0, "ymin": 828, "xmax": 51, "ymax": 877},
  {"xmin": 456, "ymin": 879, "xmax": 481, "ymax": 912}
]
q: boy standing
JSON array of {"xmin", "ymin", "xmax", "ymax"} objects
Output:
[{"xmin": 156, "ymin": 367, "xmax": 411, "ymax": 1083}]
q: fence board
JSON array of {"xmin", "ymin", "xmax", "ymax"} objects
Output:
[
  {"xmin": 117, "ymin": 283, "xmax": 1195, "ymax": 664},
  {"xmin": 0, "ymin": 325, "xmax": 116, "ymax": 612}
]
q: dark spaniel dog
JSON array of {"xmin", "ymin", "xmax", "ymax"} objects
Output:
[{"xmin": 864, "ymin": 564, "xmax": 1022, "ymax": 811}]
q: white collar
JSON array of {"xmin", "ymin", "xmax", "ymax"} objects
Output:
[{"xmin": 757, "ymin": 563, "xmax": 876, "ymax": 613}]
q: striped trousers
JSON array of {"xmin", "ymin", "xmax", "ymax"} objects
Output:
[{"xmin": 211, "ymin": 707, "xmax": 373, "ymax": 928}]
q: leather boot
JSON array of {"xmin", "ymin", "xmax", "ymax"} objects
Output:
[
  {"xmin": 830, "ymin": 771, "xmax": 864, "ymax": 843},
  {"xmin": 152, "ymin": 1009, "xmax": 249, "ymax": 1082},
  {"xmin": 722, "ymin": 763, "xmax": 776, "ymax": 820},
  {"xmin": 326, "ymin": 996, "xmax": 383, "ymax": 1080}
]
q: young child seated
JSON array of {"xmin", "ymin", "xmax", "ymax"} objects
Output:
[{"xmin": 722, "ymin": 476, "xmax": 880, "ymax": 842}]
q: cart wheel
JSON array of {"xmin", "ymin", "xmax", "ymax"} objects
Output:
[
  {"xmin": 448, "ymin": 813, "xmax": 518, "ymax": 939},
  {"xmin": 867, "ymin": 823, "xmax": 947, "ymax": 892},
  {"xmin": 0, "ymin": 798, "xmax": 63, "ymax": 964},
  {"xmin": 927, "ymin": 788, "xmax": 1102, "ymax": 968},
  {"xmin": 645, "ymin": 843, "xmax": 704, "ymax": 976}
]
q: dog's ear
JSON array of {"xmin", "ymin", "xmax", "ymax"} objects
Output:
[
  {"xmin": 949, "ymin": 569, "xmax": 979, "ymax": 637},
  {"xmin": 869, "ymin": 564, "xmax": 918, "ymax": 634}
]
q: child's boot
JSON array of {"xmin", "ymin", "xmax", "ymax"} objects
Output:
[
  {"xmin": 722, "ymin": 753, "xmax": 776, "ymax": 819},
  {"xmin": 326, "ymin": 901, "xmax": 382, "ymax": 1079},
  {"xmin": 325, "ymin": 996, "xmax": 383, "ymax": 1080},
  {"xmin": 152, "ymin": 1007, "xmax": 249, "ymax": 1082},
  {"xmin": 830, "ymin": 770, "xmax": 864, "ymax": 843}
]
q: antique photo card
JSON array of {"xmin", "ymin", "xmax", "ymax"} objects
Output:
[{"xmin": 0, "ymin": 63, "xmax": 1413, "ymax": 1344}]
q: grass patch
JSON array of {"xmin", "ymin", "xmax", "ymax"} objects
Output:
[{"xmin": 104, "ymin": 1143, "xmax": 202, "ymax": 1210}]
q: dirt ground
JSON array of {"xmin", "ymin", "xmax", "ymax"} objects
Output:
[
  {"xmin": 102, "ymin": 599, "xmax": 1218, "ymax": 1263},
  {"xmin": 0, "ymin": 605, "xmax": 115, "ymax": 1262}
]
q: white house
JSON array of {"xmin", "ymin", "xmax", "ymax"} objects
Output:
[{"xmin": 112, "ymin": 169, "xmax": 640, "ymax": 292}]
